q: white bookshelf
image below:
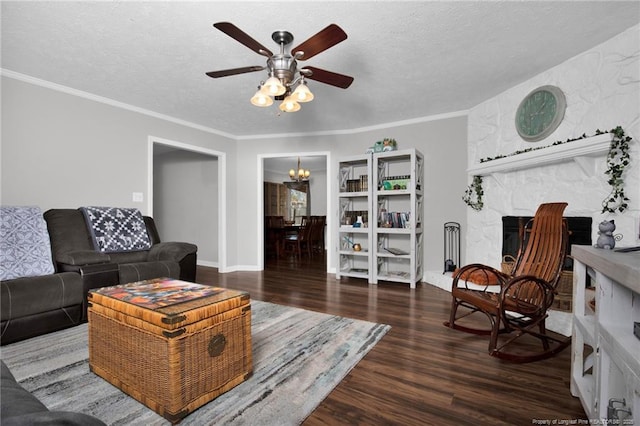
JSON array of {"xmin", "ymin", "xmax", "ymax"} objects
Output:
[
  {"xmin": 372, "ymin": 149, "xmax": 424, "ymax": 288},
  {"xmin": 336, "ymin": 154, "xmax": 374, "ymax": 282}
]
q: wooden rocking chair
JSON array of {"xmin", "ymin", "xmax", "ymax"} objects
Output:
[{"xmin": 444, "ymin": 202, "xmax": 570, "ymax": 363}]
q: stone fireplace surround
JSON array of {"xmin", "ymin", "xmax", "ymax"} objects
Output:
[
  {"xmin": 427, "ymin": 25, "xmax": 640, "ymax": 336},
  {"xmin": 428, "ymin": 133, "xmax": 614, "ymax": 285},
  {"xmin": 464, "ymin": 132, "xmax": 637, "ymax": 269},
  {"xmin": 502, "ymin": 215, "xmax": 592, "ymax": 270},
  {"xmin": 425, "ymin": 133, "xmax": 620, "ymax": 335}
]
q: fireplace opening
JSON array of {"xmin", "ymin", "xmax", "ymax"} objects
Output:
[{"xmin": 502, "ymin": 216, "xmax": 592, "ymax": 270}]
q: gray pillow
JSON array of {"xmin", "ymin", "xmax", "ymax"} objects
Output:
[{"xmin": 0, "ymin": 206, "xmax": 54, "ymax": 280}]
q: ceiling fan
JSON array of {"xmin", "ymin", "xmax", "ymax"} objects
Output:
[{"xmin": 206, "ymin": 22, "xmax": 354, "ymax": 112}]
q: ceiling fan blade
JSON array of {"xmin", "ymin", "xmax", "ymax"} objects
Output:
[
  {"xmin": 302, "ymin": 66, "xmax": 354, "ymax": 89},
  {"xmin": 206, "ymin": 66, "xmax": 266, "ymax": 78},
  {"xmin": 213, "ymin": 22, "xmax": 273, "ymax": 57},
  {"xmin": 292, "ymin": 24, "xmax": 347, "ymax": 61}
]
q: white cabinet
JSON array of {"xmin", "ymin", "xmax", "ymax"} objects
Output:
[
  {"xmin": 571, "ymin": 245, "xmax": 639, "ymax": 423},
  {"xmin": 372, "ymin": 149, "xmax": 424, "ymax": 288},
  {"xmin": 336, "ymin": 155, "xmax": 373, "ymax": 282}
]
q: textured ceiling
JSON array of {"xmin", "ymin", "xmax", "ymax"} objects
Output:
[{"xmin": 2, "ymin": 1, "xmax": 639, "ymax": 138}]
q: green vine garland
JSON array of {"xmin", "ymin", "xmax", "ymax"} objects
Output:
[
  {"xmin": 462, "ymin": 175, "xmax": 484, "ymax": 211},
  {"xmin": 462, "ymin": 127, "xmax": 632, "ymax": 213},
  {"xmin": 601, "ymin": 126, "xmax": 631, "ymax": 213}
]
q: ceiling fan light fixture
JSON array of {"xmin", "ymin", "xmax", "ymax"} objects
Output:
[
  {"xmin": 279, "ymin": 96, "xmax": 301, "ymax": 112},
  {"xmin": 250, "ymin": 87, "xmax": 274, "ymax": 107},
  {"xmin": 263, "ymin": 76, "xmax": 286, "ymax": 96},
  {"xmin": 291, "ymin": 81, "xmax": 314, "ymax": 103},
  {"xmin": 208, "ymin": 23, "xmax": 353, "ymax": 113}
]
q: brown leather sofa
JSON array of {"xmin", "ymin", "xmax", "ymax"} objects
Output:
[
  {"xmin": 1, "ymin": 206, "xmax": 84, "ymax": 345},
  {"xmin": 1, "ymin": 360, "xmax": 106, "ymax": 425},
  {"xmin": 44, "ymin": 208, "xmax": 198, "ymax": 320},
  {"xmin": 0, "ymin": 208, "xmax": 198, "ymax": 345},
  {"xmin": 0, "ymin": 272, "xmax": 84, "ymax": 345}
]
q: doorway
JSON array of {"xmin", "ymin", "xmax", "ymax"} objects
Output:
[
  {"xmin": 261, "ymin": 153, "xmax": 330, "ymax": 272},
  {"xmin": 149, "ymin": 136, "xmax": 228, "ymax": 272}
]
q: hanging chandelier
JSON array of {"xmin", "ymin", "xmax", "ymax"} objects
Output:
[{"xmin": 289, "ymin": 157, "xmax": 310, "ymax": 181}]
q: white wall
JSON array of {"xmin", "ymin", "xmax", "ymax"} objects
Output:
[
  {"xmin": 467, "ymin": 24, "xmax": 640, "ymax": 267},
  {"xmin": 153, "ymin": 149, "xmax": 219, "ymax": 266}
]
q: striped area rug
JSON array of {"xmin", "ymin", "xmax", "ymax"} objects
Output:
[{"xmin": 1, "ymin": 300, "xmax": 389, "ymax": 425}]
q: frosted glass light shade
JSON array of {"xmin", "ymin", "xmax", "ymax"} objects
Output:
[
  {"xmin": 250, "ymin": 88, "xmax": 273, "ymax": 107},
  {"xmin": 291, "ymin": 82, "xmax": 314, "ymax": 102},
  {"xmin": 263, "ymin": 76, "xmax": 286, "ymax": 96},
  {"xmin": 279, "ymin": 96, "xmax": 301, "ymax": 112}
]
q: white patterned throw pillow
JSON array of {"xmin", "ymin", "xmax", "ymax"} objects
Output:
[
  {"xmin": 80, "ymin": 206, "xmax": 152, "ymax": 253},
  {"xmin": 0, "ymin": 206, "xmax": 55, "ymax": 281}
]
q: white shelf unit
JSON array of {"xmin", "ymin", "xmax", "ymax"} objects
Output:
[
  {"xmin": 571, "ymin": 245, "xmax": 639, "ymax": 424},
  {"xmin": 336, "ymin": 154, "xmax": 374, "ymax": 283},
  {"xmin": 372, "ymin": 149, "xmax": 424, "ymax": 288}
]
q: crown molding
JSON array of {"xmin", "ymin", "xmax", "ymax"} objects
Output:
[
  {"xmin": 2, "ymin": 68, "xmax": 468, "ymax": 141},
  {"xmin": 237, "ymin": 110, "xmax": 469, "ymax": 141},
  {"xmin": 0, "ymin": 69, "xmax": 237, "ymax": 140}
]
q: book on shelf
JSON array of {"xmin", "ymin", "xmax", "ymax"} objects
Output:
[
  {"xmin": 380, "ymin": 175, "xmax": 410, "ymax": 190},
  {"xmin": 384, "ymin": 271, "xmax": 410, "ymax": 278},
  {"xmin": 342, "ymin": 210, "xmax": 368, "ymax": 226},
  {"xmin": 344, "ymin": 175, "xmax": 368, "ymax": 192},
  {"xmin": 378, "ymin": 211, "xmax": 411, "ymax": 228},
  {"xmin": 384, "ymin": 247, "xmax": 409, "ymax": 255}
]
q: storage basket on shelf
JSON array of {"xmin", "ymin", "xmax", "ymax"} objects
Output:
[
  {"xmin": 551, "ymin": 270, "xmax": 574, "ymax": 312},
  {"xmin": 500, "ymin": 255, "xmax": 516, "ymax": 275},
  {"xmin": 556, "ymin": 270, "xmax": 573, "ymax": 295}
]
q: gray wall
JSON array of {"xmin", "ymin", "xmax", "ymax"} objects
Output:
[
  {"xmin": 1, "ymin": 76, "xmax": 239, "ymax": 269},
  {"xmin": 236, "ymin": 115, "xmax": 469, "ymax": 273},
  {"xmin": 1, "ymin": 75, "xmax": 468, "ymax": 275},
  {"xmin": 153, "ymin": 149, "xmax": 219, "ymax": 266}
]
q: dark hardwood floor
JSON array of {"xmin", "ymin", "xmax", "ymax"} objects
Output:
[{"xmin": 196, "ymin": 254, "xmax": 587, "ymax": 425}]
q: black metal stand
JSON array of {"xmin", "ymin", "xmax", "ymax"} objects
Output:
[{"xmin": 443, "ymin": 222, "xmax": 460, "ymax": 274}]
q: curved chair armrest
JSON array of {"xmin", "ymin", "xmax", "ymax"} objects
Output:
[
  {"xmin": 499, "ymin": 275, "xmax": 555, "ymax": 319},
  {"xmin": 148, "ymin": 242, "xmax": 198, "ymax": 262},
  {"xmin": 452, "ymin": 263, "xmax": 510, "ymax": 292}
]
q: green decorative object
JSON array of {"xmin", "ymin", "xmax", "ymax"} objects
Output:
[
  {"xmin": 462, "ymin": 175, "xmax": 483, "ymax": 211},
  {"xmin": 515, "ymin": 85, "xmax": 566, "ymax": 142},
  {"xmin": 601, "ymin": 126, "xmax": 631, "ymax": 214},
  {"xmin": 465, "ymin": 127, "xmax": 632, "ymax": 213}
]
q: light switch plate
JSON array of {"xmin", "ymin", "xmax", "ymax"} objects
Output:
[{"xmin": 132, "ymin": 192, "xmax": 144, "ymax": 202}]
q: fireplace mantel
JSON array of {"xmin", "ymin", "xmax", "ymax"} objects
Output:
[{"xmin": 467, "ymin": 133, "xmax": 613, "ymax": 176}]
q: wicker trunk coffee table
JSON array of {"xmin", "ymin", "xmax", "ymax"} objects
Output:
[{"xmin": 87, "ymin": 278, "xmax": 252, "ymax": 423}]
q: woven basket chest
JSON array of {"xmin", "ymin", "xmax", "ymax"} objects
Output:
[{"xmin": 88, "ymin": 278, "xmax": 252, "ymax": 423}]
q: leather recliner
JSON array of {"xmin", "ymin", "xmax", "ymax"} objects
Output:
[
  {"xmin": 1, "ymin": 206, "xmax": 84, "ymax": 345},
  {"xmin": 44, "ymin": 209, "xmax": 198, "ymax": 320},
  {"xmin": 1, "ymin": 360, "xmax": 106, "ymax": 425}
]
